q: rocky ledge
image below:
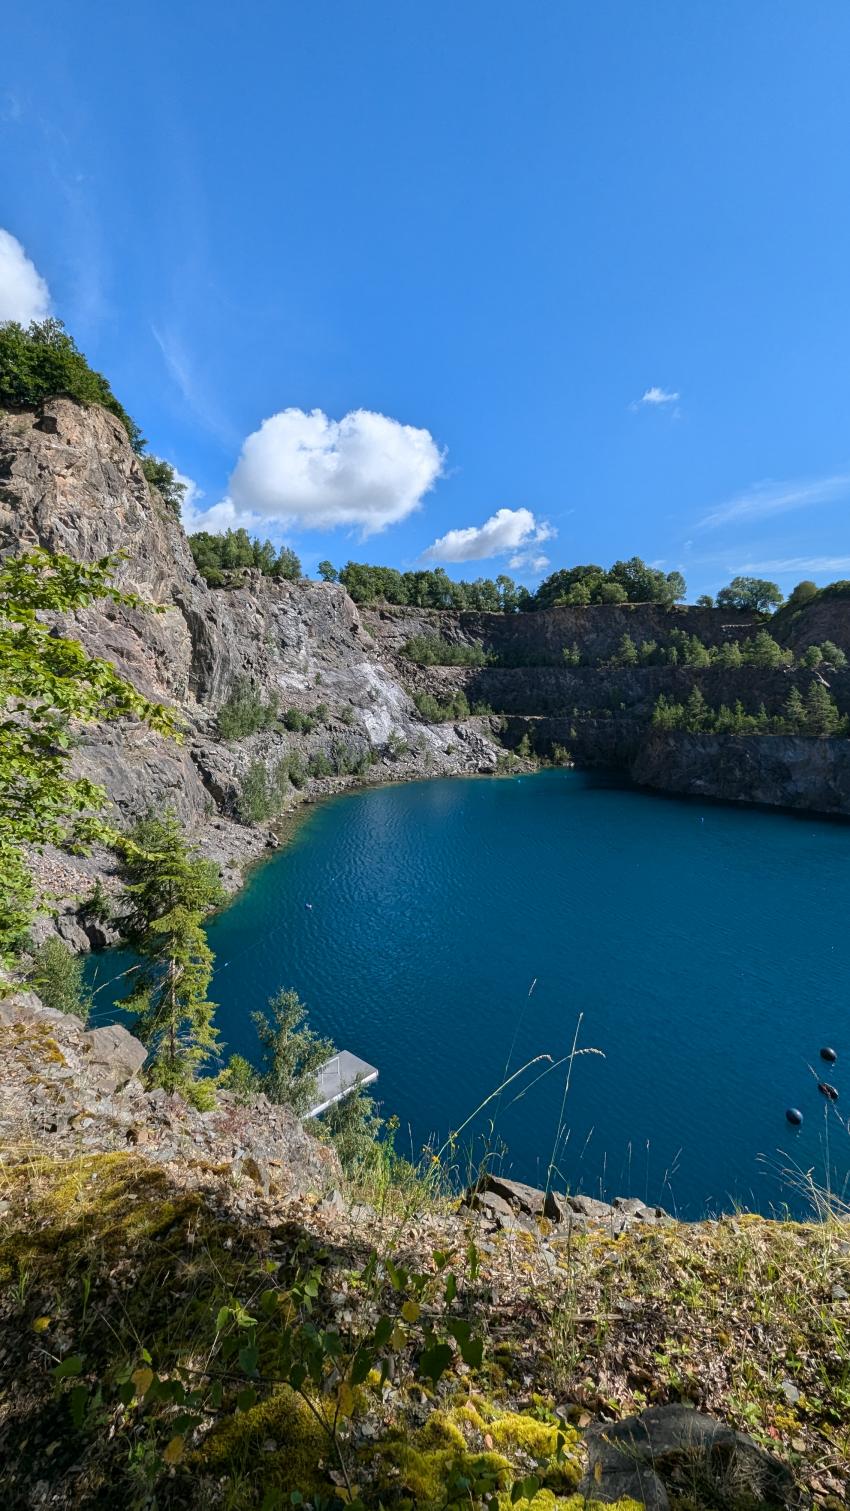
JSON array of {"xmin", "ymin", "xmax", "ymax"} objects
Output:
[{"xmin": 0, "ymin": 990, "xmax": 336, "ymax": 1198}]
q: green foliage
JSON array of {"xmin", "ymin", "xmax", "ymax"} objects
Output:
[
  {"xmin": 216, "ymin": 678, "xmax": 279, "ymax": 739},
  {"xmin": 612, "ymin": 632, "xmax": 638, "ymax": 666},
  {"xmin": 330, "ymin": 738, "xmax": 373, "ymax": 775},
  {"xmin": 29, "ymin": 937, "xmax": 92, "ymax": 1021},
  {"xmin": 116, "ymin": 809, "xmax": 227, "ymax": 1103},
  {"xmin": 0, "ymin": 318, "xmax": 144, "ymax": 451},
  {"xmin": 316, "ymin": 560, "xmax": 338, "ymax": 582},
  {"xmin": 819, "ymin": 639, "xmax": 847, "ymax": 669},
  {"xmin": 0, "ymin": 550, "xmax": 178, "ymax": 958},
  {"xmin": 550, "ymin": 743, "xmax": 572, "ymax": 766},
  {"xmin": 652, "ymin": 685, "xmax": 848, "ymax": 737},
  {"xmin": 533, "ymin": 557, "xmax": 686, "ymax": 609},
  {"xmin": 339, "ymin": 561, "xmax": 530, "ymax": 612},
  {"xmin": 252, "ymin": 988, "xmax": 334, "ymax": 1114},
  {"xmin": 307, "ymin": 750, "xmax": 332, "ymax": 778},
  {"xmin": 219, "ymin": 1053, "xmax": 259, "ymax": 1104},
  {"xmin": 140, "ymin": 457, "xmax": 185, "ymax": 517},
  {"xmin": 402, "ymin": 634, "xmax": 487, "ymax": 666},
  {"xmin": 319, "ymin": 1082, "xmax": 384, "ymax": 1171},
  {"xmin": 740, "ymin": 628, "xmax": 793, "ymax": 668},
  {"xmin": 283, "ymin": 706, "xmax": 320, "ymax": 733},
  {"xmin": 412, "ymin": 689, "xmax": 490, "ymax": 723},
  {"xmin": 515, "ymin": 731, "xmax": 534, "ymax": 759},
  {"xmin": 696, "ymin": 593, "xmax": 715, "ymax": 607},
  {"xmin": 238, "ymin": 759, "xmax": 290, "ymax": 823},
  {"xmin": 716, "ymin": 576, "xmax": 784, "ymax": 613},
  {"xmin": 561, "ymin": 643, "xmax": 582, "ymax": 665},
  {"xmin": 786, "ymin": 580, "xmax": 818, "ymax": 608},
  {"xmin": 189, "ymin": 529, "xmax": 301, "ymax": 585}
]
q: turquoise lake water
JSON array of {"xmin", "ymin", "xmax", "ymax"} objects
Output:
[{"xmin": 88, "ymin": 770, "xmax": 850, "ymax": 1217}]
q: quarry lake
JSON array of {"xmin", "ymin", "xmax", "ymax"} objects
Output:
[{"xmin": 89, "ymin": 771, "xmax": 850, "ymax": 1217}]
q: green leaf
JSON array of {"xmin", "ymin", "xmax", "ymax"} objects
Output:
[
  {"xmin": 238, "ymin": 1344, "xmax": 259, "ymax": 1376},
  {"xmin": 236, "ymin": 1386, "xmax": 257, "ymax": 1412},
  {"xmin": 68, "ymin": 1384, "xmax": 88, "ymax": 1428},
  {"xmin": 417, "ymin": 1341, "xmax": 453, "ymax": 1385},
  {"xmin": 53, "ymin": 1355, "xmax": 84, "ymax": 1380}
]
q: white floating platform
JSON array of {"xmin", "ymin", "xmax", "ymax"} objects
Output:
[{"xmin": 306, "ymin": 1050, "xmax": 379, "ymax": 1118}]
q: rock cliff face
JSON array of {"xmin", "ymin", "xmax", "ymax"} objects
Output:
[{"xmin": 632, "ymin": 731, "xmax": 850, "ymax": 814}]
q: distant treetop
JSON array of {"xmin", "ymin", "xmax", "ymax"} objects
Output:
[
  {"xmin": 716, "ymin": 576, "xmax": 784, "ymax": 613},
  {"xmin": 189, "ymin": 528, "xmax": 301, "ymax": 585}
]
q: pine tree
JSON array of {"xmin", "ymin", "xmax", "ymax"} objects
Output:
[
  {"xmin": 117, "ymin": 809, "xmax": 226, "ymax": 1105},
  {"xmin": 804, "ymin": 682, "xmax": 843, "ymax": 737},
  {"xmin": 784, "ymin": 686, "xmax": 805, "ymax": 730},
  {"xmin": 253, "ymin": 989, "xmax": 334, "ymax": 1114},
  {"xmin": 685, "ymin": 686, "xmax": 709, "ymax": 732}
]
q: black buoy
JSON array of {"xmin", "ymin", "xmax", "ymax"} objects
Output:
[
  {"xmin": 786, "ymin": 1107, "xmax": 803, "ymax": 1126},
  {"xmin": 820, "ymin": 1047, "xmax": 837, "ymax": 1064},
  {"xmin": 818, "ymin": 1082, "xmax": 839, "ymax": 1102}
]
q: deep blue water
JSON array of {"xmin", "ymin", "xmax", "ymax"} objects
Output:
[{"xmin": 87, "ymin": 771, "xmax": 850, "ymax": 1217}]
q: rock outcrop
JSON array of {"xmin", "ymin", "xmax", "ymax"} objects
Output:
[{"xmin": 0, "ymin": 989, "xmax": 337, "ymax": 1197}]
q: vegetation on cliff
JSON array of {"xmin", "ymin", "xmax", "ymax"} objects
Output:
[{"xmin": 0, "ymin": 549, "xmax": 178, "ymax": 959}]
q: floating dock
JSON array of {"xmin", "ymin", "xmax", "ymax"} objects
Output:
[{"xmin": 306, "ymin": 1050, "xmax": 379, "ymax": 1118}]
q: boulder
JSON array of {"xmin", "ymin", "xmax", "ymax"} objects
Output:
[
  {"xmin": 83, "ymin": 1023, "xmax": 147, "ymax": 1091},
  {"xmin": 580, "ymin": 1405, "xmax": 798, "ymax": 1509}
]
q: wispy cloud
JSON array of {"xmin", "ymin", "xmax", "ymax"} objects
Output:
[
  {"xmin": 735, "ymin": 555, "xmax": 850, "ymax": 577},
  {"xmin": 698, "ymin": 472, "xmax": 850, "ymax": 530},
  {"xmin": 631, "ymin": 385, "xmax": 679, "ymax": 410},
  {"xmin": 152, "ymin": 325, "xmax": 240, "ymax": 448}
]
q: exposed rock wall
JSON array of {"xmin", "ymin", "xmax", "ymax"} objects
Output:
[{"xmin": 632, "ymin": 731, "xmax": 850, "ymax": 814}]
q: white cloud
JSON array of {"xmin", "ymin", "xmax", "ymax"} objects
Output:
[
  {"xmin": 0, "ymin": 228, "xmax": 50, "ymax": 323},
  {"xmin": 735, "ymin": 555, "xmax": 850, "ymax": 577},
  {"xmin": 228, "ymin": 407, "xmax": 444, "ymax": 535},
  {"xmin": 424, "ymin": 507, "xmax": 554, "ymax": 564},
  {"xmin": 632, "ymin": 385, "xmax": 679, "ymax": 409},
  {"xmin": 698, "ymin": 472, "xmax": 850, "ymax": 529}
]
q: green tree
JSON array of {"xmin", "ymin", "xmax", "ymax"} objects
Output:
[
  {"xmin": 685, "ymin": 686, "xmax": 710, "ymax": 731},
  {"xmin": 320, "ymin": 1082, "xmax": 384, "ymax": 1171},
  {"xmin": 29, "ymin": 937, "xmax": 92, "ymax": 1021},
  {"xmin": 741, "ymin": 629, "xmax": 792, "ymax": 668},
  {"xmin": 784, "ymin": 686, "xmax": 806, "ymax": 730},
  {"xmin": 614, "ymin": 632, "xmax": 638, "ymax": 666},
  {"xmin": 696, "ymin": 593, "xmax": 714, "ymax": 607},
  {"xmin": 819, "ymin": 640, "xmax": 847, "ymax": 669},
  {"xmin": 317, "ymin": 560, "xmax": 338, "ymax": 582},
  {"xmin": 801, "ymin": 644, "xmax": 823, "ymax": 669},
  {"xmin": 804, "ymin": 682, "xmax": 844, "ymax": 737},
  {"xmin": 253, "ymin": 988, "xmax": 334, "ymax": 1114},
  {"xmin": 141, "ymin": 457, "xmax": 186, "ymax": 517},
  {"xmin": 717, "ymin": 576, "xmax": 784, "ymax": 613},
  {"xmin": 786, "ymin": 580, "xmax": 818, "ymax": 609},
  {"xmin": 275, "ymin": 546, "xmax": 302, "ymax": 581},
  {"xmin": 117, "ymin": 809, "xmax": 227, "ymax": 1104},
  {"xmin": 0, "ymin": 318, "xmax": 144, "ymax": 451},
  {"xmin": 0, "ymin": 550, "xmax": 178, "ymax": 958}
]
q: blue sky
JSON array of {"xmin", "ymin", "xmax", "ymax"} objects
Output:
[{"xmin": 2, "ymin": 1, "xmax": 850, "ymax": 597}]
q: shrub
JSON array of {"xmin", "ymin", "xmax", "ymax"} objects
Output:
[
  {"xmin": 307, "ymin": 750, "xmax": 332, "ymax": 778},
  {"xmin": 550, "ymin": 743, "xmax": 572, "ymax": 766},
  {"xmin": 402, "ymin": 634, "xmax": 487, "ymax": 667},
  {"xmin": 338, "ymin": 703, "xmax": 356, "ymax": 725},
  {"xmin": 141, "ymin": 457, "xmax": 185, "ymax": 517},
  {"xmin": 220, "ymin": 1053, "xmax": 258, "ymax": 1104},
  {"xmin": 283, "ymin": 707, "xmax": 316, "ymax": 733},
  {"xmin": 29, "ymin": 936, "xmax": 92, "ymax": 1021},
  {"xmin": 413, "ymin": 689, "xmax": 472, "ymax": 723},
  {"xmin": 238, "ymin": 759, "xmax": 289, "ymax": 823},
  {"xmin": 0, "ymin": 318, "xmax": 143, "ymax": 451},
  {"xmin": 740, "ymin": 629, "xmax": 793, "ymax": 668},
  {"xmin": 819, "ymin": 640, "xmax": 848, "ymax": 669},
  {"xmin": 217, "ymin": 678, "xmax": 279, "ymax": 739}
]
